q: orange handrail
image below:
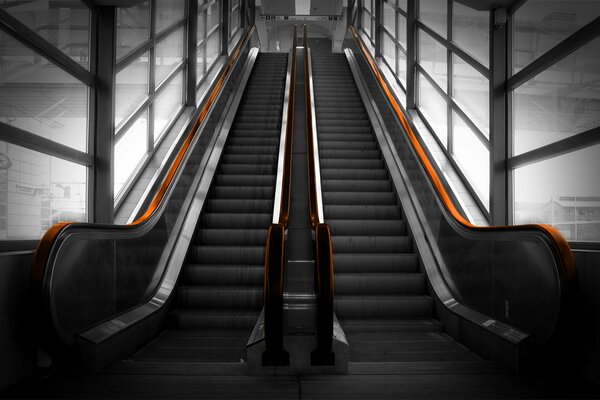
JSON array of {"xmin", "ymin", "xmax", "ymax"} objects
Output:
[
  {"xmin": 277, "ymin": 27, "xmax": 297, "ymax": 228},
  {"xmin": 32, "ymin": 26, "xmax": 256, "ymax": 297},
  {"xmin": 348, "ymin": 25, "xmax": 576, "ymax": 294}
]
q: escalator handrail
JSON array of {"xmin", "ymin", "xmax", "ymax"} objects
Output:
[
  {"xmin": 276, "ymin": 26, "xmax": 297, "ymax": 227},
  {"xmin": 31, "ymin": 26, "xmax": 257, "ymax": 336},
  {"xmin": 347, "ymin": 25, "xmax": 576, "ymax": 322}
]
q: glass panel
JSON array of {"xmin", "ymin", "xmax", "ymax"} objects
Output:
[
  {"xmin": 418, "ymin": 72, "xmax": 447, "ymax": 147},
  {"xmin": 114, "ymin": 110, "xmax": 148, "ymax": 197},
  {"xmin": 383, "ymin": 2, "xmax": 396, "ymax": 36},
  {"xmin": 513, "ymin": 0, "xmax": 600, "ymax": 72},
  {"xmin": 514, "ymin": 144, "xmax": 600, "ymax": 242},
  {"xmin": 398, "ymin": 49, "xmax": 407, "ymax": 87},
  {"xmin": 452, "ymin": 54, "xmax": 489, "ymax": 136},
  {"xmin": 1, "ymin": 0, "xmax": 90, "ymax": 69},
  {"xmin": 0, "ymin": 140, "xmax": 86, "ymax": 240},
  {"xmin": 364, "ymin": 0, "xmax": 372, "ymax": 12},
  {"xmin": 207, "ymin": 1, "xmax": 220, "ymax": 32},
  {"xmin": 206, "ymin": 30, "xmax": 221, "ymax": 71},
  {"xmin": 398, "ymin": 13, "xmax": 407, "ymax": 50},
  {"xmin": 418, "ymin": 0, "xmax": 447, "ymax": 38},
  {"xmin": 155, "ymin": 0, "xmax": 185, "ymax": 33},
  {"xmin": 452, "ymin": 111, "xmax": 490, "ymax": 209},
  {"xmin": 382, "ymin": 32, "xmax": 396, "ymax": 74},
  {"xmin": 362, "ymin": 11, "xmax": 372, "ymax": 39},
  {"xmin": 116, "ymin": 1, "xmax": 151, "ymax": 60},
  {"xmin": 0, "ymin": 31, "xmax": 88, "ymax": 152},
  {"xmin": 452, "ymin": 2, "xmax": 489, "ymax": 67},
  {"xmin": 230, "ymin": 6, "xmax": 240, "ymax": 37},
  {"xmin": 197, "ymin": 44, "xmax": 206, "ymax": 84},
  {"xmin": 198, "ymin": 9, "xmax": 206, "ymax": 43},
  {"xmin": 155, "ymin": 27, "xmax": 184, "ymax": 87},
  {"xmin": 114, "ymin": 52, "xmax": 149, "ymax": 127},
  {"xmin": 418, "ymin": 29, "xmax": 447, "ymax": 91},
  {"xmin": 397, "ymin": 0, "xmax": 407, "ymax": 10},
  {"xmin": 513, "ymin": 37, "xmax": 600, "ymax": 156},
  {"xmin": 154, "ymin": 72, "xmax": 184, "ymax": 144}
]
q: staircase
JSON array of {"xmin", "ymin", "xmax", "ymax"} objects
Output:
[
  {"xmin": 311, "ymin": 53, "xmax": 480, "ymax": 365},
  {"xmin": 132, "ymin": 53, "xmax": 288, "ymax": 363}
]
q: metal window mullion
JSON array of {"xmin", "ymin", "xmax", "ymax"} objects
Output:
[
  {"xmin": 114, "ymin": 96, "xmax": 152, "ymax": 142},
  {"xmin": 447, "ymin": 0, "xmax": 452, "ymax": 154},
  {"xmin": 155, "ymin": 60, "xmax": 186, "ymax": 94},
  {"xmin": 490, "ymin": 7, "xmax": 508, "ymax": 225},
  {"xmin": 94, "ymin": 5, "xmax": 116, "ymax": 223},
  {"xmin": 450, "ymin": 102, "xmax": 490, "ymax": 151},
  {"xmin": 507, "ymin": 16, "xmax": 600, "ymax": 90},
  {"xmin": 416, "ymin": 64, "xmax": 447, "ymax": 100},
  {"xmin": 506, "ymin": 8, "xmax": 515, "ymax": 224},
  {"xmin": 0, "ymin": 122, "xmax": 93, "ymax": 166},
  {"xmin": 155, "ymin": 17, "xmax": 187, "ymax": 43},
  {"xmin": 0, "ymin": 9, "xmax": 93, "ymax": 86},
  {"xmin": 88, "ymin": 6, "xmax": 98, "ymax": 224},
  {"xmin": 507, "ymin": 126, "xmax": 600, "ymax": 171},
  {"xmin": 116, "ymin": 38, "xmax": 153, "ymax": 73},
  {"xmin": 375, "ymin": 0, "xmax": 382, "ymax": 56},
  {"xmin": 148, "ymin": 0, "xmax": 157, "ymax": 153},
  {"xmin": 187, "ymin": 0, "xmax": 197, "ymax": 106},
  {"xmin": 417, "ymin": 20, "xmax": 490, "ymax": 79},
  {"xmin": 406, "ymin": 0, "xmax": 416, "ymax": 109},
  {"xmin": 222, "ymin": 0, "xmax": 229, "ymax": 55}
]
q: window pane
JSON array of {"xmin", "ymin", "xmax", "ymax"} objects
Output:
[
  {"xmin": 398, "ymin": 13, "xmax": 407, "ymax": 50},
  {"xmin": 452, "ymin": 112, "xmax": 489, "ymax": 209},
  {"xmin": 115, "ymin": 52, "xmax": 149, "ymax": 127},
  {"xmin": 383, "ymin": 2, "xmax": 396, "ymax": 36},
  {"xmin": 513, "ymin": 37, "xmax": 600, "ymax": 156},
  {"xmin": 207, "ymin": 1, "xmax": 220, "ymax": 32},
  {"xmin": 230, "ymin": 6, "xmax": 240, "ymax": 37},
  {"xmin": 398, "ymin": 49, "xmax": 407, "ymax": 87},
  {"xmin": 116, "ymin": 1, "xmax": 150, "ymax": 60},
  {"xmin": 198, "ymin": 9, "xmax": 206, "ymax": 43},
  {"xmin": 418, "ymin": 29, "xmax": 447, "ymax": 91},
  {"xmin": 0, "ymin": 31, "xmax": 88, "ymax": 152},
  {"xmin": 114, "ymin": 110, "xmax": 148, "ymax": 197},
  {"xmin": 513, "ymin": 0, "xmax": 600, "ymax": 72},
  {"xmin": 156, "ymin": 0, "xmax": 185, "ymax": 33},
  {"xmin": 382, "ymin": 32, "xmax": 396, "ymax": 74},
  {"xmin": 452, "ymin": 2, "xmax": 489, "ymax": 67},
  {"xmin": 514, "ymin": 144, "xmax": 600, "ymax": 242},
  {"xmin": 155, "ymin": 27, "xmax": 184, "ymax": 87},
  {"xmin": 197, "ymin": 44, "xmax": 206, "ymax": 84},
  {"xmin": 419, "ymin": 0, "xmax": 447, "ymax": 38},
  {"xmin": 364, "ymin": 0, "xmax": 372, "ymax": 12},
  {"xmin": 206, "ymin": 31, "xmax": 221, "ymax": 71},
  {"xmin": 398, "ymin": 0, "xmax": 407, "ymax": 11},
  {"xmin": 2, "ymin": 0, "xmax": 90, "ymax": 69},
  {"xmin": 154, "ymin": 72, "xmax": 184, "ymax": 144},
  {"xmin": 418, "ymin": 72, "xmax": 447, "ymax": 147},
  {"xmin": 0, "ymin": 140, "xmax": 87, "ymax": 240},
  {"xmin": 452, "ymin": 54, "xmax": 489, "ymax": 136},
  {"xmin": 362, "ymin": 11, "xmax": 372, "ymax": 39}
]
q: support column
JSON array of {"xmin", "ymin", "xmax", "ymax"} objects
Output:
[
  {"xmin": 93, "ymin": 6, "xmax": 116, "ymax": 223},
  {"xmin": 374, "ymin": 0, "xmax": 382, "ymax": 56},
  {"xmin": 406, "ymin": 0, "xmax": 416, "ymax": 109},
  {"xmin": 490, "ymin": 8, "xmax": 508, "ymax": 225},
  {"xmin": 187, "ymin": 0, "xmax": 198, "ymax": 105},
  {"xmin": 222, "ymin": 0, "xmax": 230, "ymax": 55}
]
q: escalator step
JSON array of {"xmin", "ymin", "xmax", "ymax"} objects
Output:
[
  {"xmin": 328, "ymin": 219, "xmax": 406, "ymax": 235},
  {"xmin": 177, "ymin": 286, "xmax": 263, "ymax": 309},
  {"xmin": 201, "ymin": 212, "xmax": 271, "ymax": 229},
  {"xmin": 198, "ymin": 229, "xmax": 268, "ymax": 246},
  {"xmin": 171, "ymin": 309, "xmax": 260, "ymax": 330},
  {"xmin": 331, "ymin": 235, "xmax": 412, "ymax": 253},
  {"xmin": 206, "ymin": 199, "xmax": 273, "ymax": 214},
  {"xmin": 189, "ymin": 245, "xmax": 265, "ymax": 264},
  {"xmin": 334, "ymin": 253, "xmax": 419, "ymax": 273},
  {"xmin": 183, "ymin": 264, "xmax": 264, "ymax": 286},
  {"xmin": 335, "ymin": 273, "xmax": 426, "ymax": 295},
  {"xmin": 334, "ymin": 295, "xmax": 433, "ymax": 318}
]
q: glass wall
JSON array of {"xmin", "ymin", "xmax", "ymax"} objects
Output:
[
  {"xmin": 114, "ymin": 0, "xmax": 186, "ymax": 200},
  {"xmin": 511, "ymin": 1, "xmax": 600, "ymax": 242},
  {"xmin": 381, "ymin": 0, "xmax": 408, "ymax": 89},
  {"xmin": 0, "ymin": 1, "xmax": 91, "ymax": 239},
  {"xmin": 415, "ymin": 0, "xmax": 491, "ymax": 210},
  {"xmin": 197, "ymin": 0, "xmax": 222, "ymax": 85},
  {"xmin": 360, "ymin": 0, "xmax": 376, "ymax": 52}
]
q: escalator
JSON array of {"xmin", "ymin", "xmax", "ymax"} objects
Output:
[
  {"xmin": 312, "ymin": 53, "xmax": 490, "ymax": 364},
  {"xmin": 129, "ymin": 53, "xmax": 289, "ymax": 363}
]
